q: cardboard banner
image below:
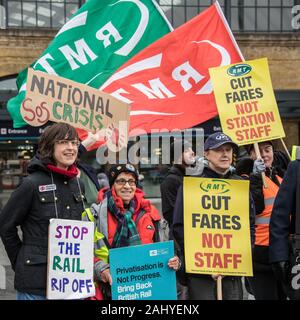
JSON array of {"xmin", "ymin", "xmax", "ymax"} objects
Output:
[
  {"xmin": 209, "ymin": 58, "xmax": 285, "ymax": 146},
  {"xmin": 183, "ymin": 177, "xmax": 253, "ymax": 276},
  {"xmin": 110, "ymin": 241, "xmax": 177, "ymax": 300},
  {"xmin": 22, "ymin": 69, "xmax": 131, "ymax": 145},
  {"xmin": 47, "ymin": 219, "xmax": 95, "ymax": 300}
]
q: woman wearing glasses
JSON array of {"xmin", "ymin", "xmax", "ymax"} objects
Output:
[
  {"xmin": 0, "ymin": 123, "xmax": 85, "ymax": 300},
  {"xmin": 83, "ymin": 164, "xmax": 180, "ymax": 300}
]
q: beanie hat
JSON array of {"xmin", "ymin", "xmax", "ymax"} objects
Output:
[{"xmin": 108, "ymin": 164, "xmax": 139, "ymax": 187}]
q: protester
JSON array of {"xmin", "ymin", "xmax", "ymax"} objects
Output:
[
  {"xmin": 160, "ymin": 139, "xmax": 195, "ymax": 229},
  {"xmin": 159, "ymin": 139, "xmax": 195, "ymax": 300},
  {"xmin": 236, "ymin": 141, "xmax": 287, "ymax": 300},
  {"xmin": 0, "ymin": 123, "xmax": 86, "ymax": 300},
  {"xmin": 269, "ymin": 159, "xmax": 300, "ymax": 298},
  {"xmin": 173, "ymin": 132, "xmax": 255, "ymax": 300},
  {"xmin": 83, "ymin": 163, "xmax": 181, "ymax": 300}
]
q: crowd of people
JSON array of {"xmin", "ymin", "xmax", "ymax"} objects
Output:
[{"xmin": 0, "ymin": 122, "xmax": 298, "ymax": 301}]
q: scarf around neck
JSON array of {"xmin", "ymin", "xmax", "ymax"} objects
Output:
[
  {"xmin": 47, "ymin": 164, "xmax": 79, "ymax": 178},
  {"xmin": 107, "ymin": 188, "xmax": 141, "ymax": 248}
]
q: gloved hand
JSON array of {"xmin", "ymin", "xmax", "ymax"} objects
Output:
[
  {"xmin": 272, "ymin": 261, "xmax": 289, "ymax": 289},
  {"xmin": 188, "ymin": 157, "xmax": 205, "ymax": 176},
  {"xmin": 252, "ymin": 158, "xmax": 266, "ymax": 174}
]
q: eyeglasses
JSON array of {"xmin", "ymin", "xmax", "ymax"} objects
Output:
[
  {"xmin": 114, "ymin": 179, "xmax": 137, "ymax": 186},
  {"xmin": 56, "ymin": 140, "xmax": 80, "ymax": 147}
]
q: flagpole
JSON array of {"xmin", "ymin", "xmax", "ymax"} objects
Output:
[
  {"xmin": 214, "ymin": 1, "xmax": 245, "ymax": 61},
  {"xmin": 217, "ymin": 276, "xmax": 223, "ymax": 300}
]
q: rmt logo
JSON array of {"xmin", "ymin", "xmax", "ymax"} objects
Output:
[{"xmin": 292, "ymin": 5, "xmax": 300, "ymax": 30}]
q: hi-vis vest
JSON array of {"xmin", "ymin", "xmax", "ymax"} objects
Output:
[
  {"xmin": 82, "ymin": 198, "xmax": 109, "ymax": 263},
  {"xmin": 255, "ymin": 175, "xmax": 283, "ymax": 246}
]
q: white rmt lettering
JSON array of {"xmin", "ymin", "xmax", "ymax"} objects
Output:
[
  {"xmin": 34, "ymin": 53, "xmax": 58, "ymax": 75},
  {"xmin": 132, "ymin": 78, "xmax": 175, "ymax": 99},
  {"xmin": 59, "ymin": 39, "xmax": 98, "ymax": 70},
  {"xmin": 96, "ymin": 21, "xmax": 123, "ymax": 48},
  {"xmin": 172, "ymin": 61, "xmax": 204, "ymax": 92},
  {"xmin": 110, "ymin": 89, "xmax": 133, "ymax": 104},
  {"xmin": 197, "ymin": 80, "xmax": 213, "ymax": 95}
]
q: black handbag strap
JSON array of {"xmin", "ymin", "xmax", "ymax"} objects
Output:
[{"xmin": 295, "ymin": 162, "xmax": 300, "ymax": 250}]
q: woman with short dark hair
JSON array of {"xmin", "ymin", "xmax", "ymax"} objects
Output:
[{"xmin": 0, "ymin": 122, "xmax": 86, "ymax": 300}]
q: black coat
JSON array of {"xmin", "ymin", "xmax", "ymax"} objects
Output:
[
  {"xmin": 0, "ymin": 157, "xmax": 85, "ymax": 296},
  {"xmin": 269, "ymin": 160, "xmax": 299, "ymax": 263},
  {"xmin": 160, "ymin": 165, "xmax": 186, "ymax": 226}
]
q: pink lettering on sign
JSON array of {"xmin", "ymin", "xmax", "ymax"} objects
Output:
[{"xmin": 55, "ymin": 225, "xmax": 88, "ymax": 240}]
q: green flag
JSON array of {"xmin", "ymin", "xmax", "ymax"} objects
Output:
[{"xmin": 8, "ymin": 0, "xmax": 172, "ymax": 128}]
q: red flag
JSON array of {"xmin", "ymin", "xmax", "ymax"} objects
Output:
[{"xmin": 101, "ymin": 1, "xmax": 243, "ymax": 134}]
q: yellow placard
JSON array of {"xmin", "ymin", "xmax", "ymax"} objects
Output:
[
  {"xmin": 209, "ymin": 58, "xmax": 285, "ymax": 146},
  {"xmin": 183, "ymin": 177, "xmax": 253, "ymax": 276}
]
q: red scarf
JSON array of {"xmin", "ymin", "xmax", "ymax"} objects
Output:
[{"xmin": 47, "ymin": 164, "xmax": 78, "ymax": 178}]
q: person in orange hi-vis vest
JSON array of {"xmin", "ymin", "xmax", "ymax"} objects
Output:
[{"xmin": 236, "ymin": 141, "xmax": 289, "ymax": 300}]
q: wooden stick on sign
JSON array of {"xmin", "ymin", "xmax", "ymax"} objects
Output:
[{"xmin": 217, "ymin": 276, "xmax": 223, "ymax": 300}]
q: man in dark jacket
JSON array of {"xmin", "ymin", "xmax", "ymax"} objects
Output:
[
  {"xmin": 269, "ymin": 159, "xmax": 299, "ymax": 298},
  {"xmin": 173, "ymin": 132, "xmax": 255, "ymax": 300}
]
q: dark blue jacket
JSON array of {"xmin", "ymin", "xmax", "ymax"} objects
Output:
[
  {"xmin": 173, "ymin": 166, "xmax": 256, "ymax": 260},
  {"xmin": 269, "ymin": 160, "xmax": 298, "ymax": 263}
]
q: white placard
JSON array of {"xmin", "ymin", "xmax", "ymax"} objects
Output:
[{"xmin": 47, "ymin": 219, "xmax": 95, "ymax": 299}]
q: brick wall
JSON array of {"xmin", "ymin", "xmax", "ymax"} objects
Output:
[{"xmin": 0, "ymin": 29, "xmax": 55, "ymax": 77}]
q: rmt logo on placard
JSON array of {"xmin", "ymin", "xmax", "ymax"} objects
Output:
[{"xmin": 292, "ymin": 5, "xmax": 300, "ymax": 30}]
